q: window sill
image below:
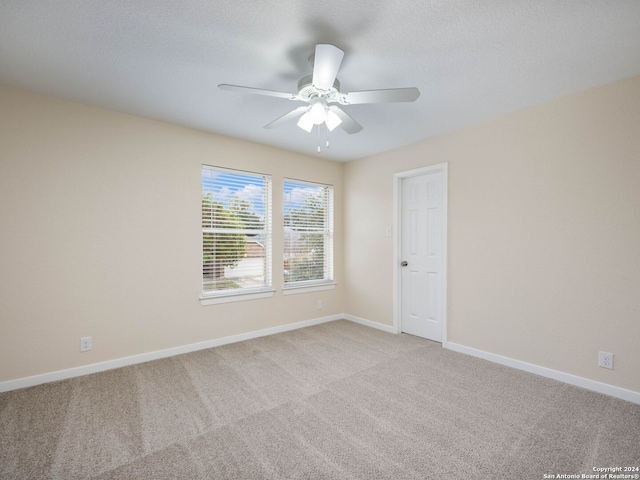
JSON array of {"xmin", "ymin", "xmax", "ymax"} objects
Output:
[
  {"xmin": 282, "ymin": 282, "xmax": 336, "ymax": 296},
  {"xmin": 200, "ymin": 288, "xmax": 275, "ymax": 305}
]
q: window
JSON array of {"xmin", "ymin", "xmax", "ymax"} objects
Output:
[
  {"xmin": 201, "ymin": 166, "xmax": 272, "ymax": 301},
  {"xmin": 283, "ymin": 179, "xmax": 334, "ymax": 289}
]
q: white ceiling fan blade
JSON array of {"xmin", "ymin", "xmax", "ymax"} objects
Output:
[
  {"xmin": 312, "ymin": 44, "xmax": 344, "ymax": 91},
  {"xmin": 340, "ymin": 87, "xmax": 420, "ymax": 104},
  {"xmin": 218, "ymin": 84, "xmax": 299, "ymax": 100},
  {"xmin": 328, "ymin": 106, "xmax": 362, "ymax": 134},
  {"xmin": 264, "ymin": 106, "xmax": 309, "ymax": 129}
]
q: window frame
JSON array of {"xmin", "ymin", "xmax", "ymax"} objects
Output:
[
  {"xmin": 200, "ymin": 165, "xmax": 274, "ymax": 305},
  {"xmin": 283, "ymin": 178, "xmax": 335, "ymax": 294}
]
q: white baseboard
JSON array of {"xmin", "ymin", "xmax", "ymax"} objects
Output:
[
  {"xmin": 0, "ymin": 314, "xmax": 343, "ymax": 393},
  {"xmin": 5, "ymin": 315, "xmax": 637, "ymax": 406},
  {"xmin": 343, "ymin": 314, "xmax": 397, "ymax": 334},
  {"xmin": 446, "ymin": 342, "xmax": 640, "ymax": 405}
]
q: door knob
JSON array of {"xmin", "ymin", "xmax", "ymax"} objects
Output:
[{"xmin": 401, "ymin": 261, "xmax": 408, "ymax": 267}]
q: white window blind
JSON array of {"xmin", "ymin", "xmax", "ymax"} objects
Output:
[
  {"xmin": 202, "ymin": 166, "xmax": 272, "ymax": 295},
  {"xmin": 283, "ymin": 179, "xmax": 334, "ymax": 286}
]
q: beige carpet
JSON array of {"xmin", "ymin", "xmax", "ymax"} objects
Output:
[{"xmin": 1, "ymin": 320, "xmax": 638, "ymax": 479}]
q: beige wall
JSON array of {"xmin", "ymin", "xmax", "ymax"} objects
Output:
[
  {"xmin": 344, "ymin": 75, "xmax": 640, "ymax": 393},
  {"xmin": 0, "ymin": 85, "xmax": 344, "ymax": 382},
  {"xmin": 3, "ymin": 75, "xmax": 639, "ymax": 395}
]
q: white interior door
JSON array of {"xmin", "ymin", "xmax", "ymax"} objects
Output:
[{"xmin": 400, "ymin": 171, "xmax": 444, "ymax": 341}]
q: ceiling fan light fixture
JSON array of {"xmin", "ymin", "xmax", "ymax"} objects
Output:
[
  {"xmin": 297, "ymin": 112, "xmax": 314, "ymax": 132},
  {"xmin": 309, "ymin": 101, "xmax": 326, "ymax": 125},
  {"xmin": 325, "ymin": 109, "xmax": 342, "ymax": 131}
]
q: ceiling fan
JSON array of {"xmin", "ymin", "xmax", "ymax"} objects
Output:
[{"xmin": 219, "ymin": 44, "xmax": 420, "ymax": 136}]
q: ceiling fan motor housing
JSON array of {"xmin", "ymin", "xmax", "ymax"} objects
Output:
[{"xmin": 297, "ymin": 75, "xmax": 341, "ymax": 103}]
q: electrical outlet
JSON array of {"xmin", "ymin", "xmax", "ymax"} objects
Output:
[
  {"xmin": 80, "ymin": 336, "xmax": 92, "ymax": 352},
  {"xmin": 317, "ymin": 300, "xmax": 323, "ymax": 310},
  {"xmin": 598, "ymin": 351, "xmax": 613, "ymax": 369}
]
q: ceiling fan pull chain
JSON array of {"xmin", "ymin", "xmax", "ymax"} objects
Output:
[
  {"xmin": 317, "ymin": 124, "xmax": 321, "ymax": 152},
  {"xmin": 326, "ymin": 124, "xmax": 330, "ymax": 149}
]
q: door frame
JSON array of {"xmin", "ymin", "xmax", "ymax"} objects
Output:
[{"xmin": 392, "ymin": 162, "xmax": 448, "ymax": 346}]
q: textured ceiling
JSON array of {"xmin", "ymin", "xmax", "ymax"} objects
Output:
[{"xmin": 1, "ymin": 1, "xmax": 640, "ymax": 161}]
